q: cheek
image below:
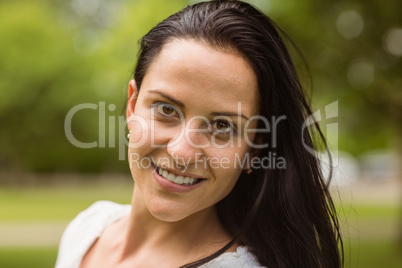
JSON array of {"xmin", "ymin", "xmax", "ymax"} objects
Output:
[
  {"xmin": 129, "ymin": 109, "xmax": 152, "ymax": 146},
  {"xmin": 149, "ymin": 121, "xmax": 182, "ymax": 147},
  {"xmin": 128, "ymin": 118, "xmax": 154, "ymax": 172},
  {"xmin": 207, "ymin": 146, "xmax": 249, "ymax": 173},
  {"xmin": 131, "ymin": 116, "xmax": 181, "ymax": 149},
  {"xmin": 206, "ymin": 168, "xmax": 240, "ymax": 207},
  {"xmin": 129, "ymin": 131, "xmax": 151, "ymax": 160}
]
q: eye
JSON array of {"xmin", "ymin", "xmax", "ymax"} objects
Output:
[
  {"xmin": 152, "ymin": 102, "xmax": 179, "ymax": 117},
  {"xmin": 160, "ymin": 105, "xmax": 175, "ymax": 115},
  {"xmin": 212, "ymin": 120, "xmax": 235, "ymax": 134}
]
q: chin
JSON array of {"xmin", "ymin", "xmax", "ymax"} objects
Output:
[{"xmin": 146, "ymin": 199, "xmax": 193, "ymax": 223}]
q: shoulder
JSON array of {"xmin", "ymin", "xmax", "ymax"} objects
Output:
[
  {"xmin": 56, "ymin": 201, "xmax": 131, "ymax": 268},
  {"xmin": 201, "ymin": 246, "xmax": 266, "ymax": 268},
  {"xmin": 59, "ymin": 200, "xmax": 131, "ymax": 244}
]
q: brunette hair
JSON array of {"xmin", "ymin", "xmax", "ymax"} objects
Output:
[{"xmin": 133, "ymin": 0, "xmax": 343, "ymax": 267}]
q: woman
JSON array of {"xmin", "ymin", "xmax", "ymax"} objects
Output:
[{"xmin": 56, "ymin": 1, "xmax": 343, "ymax": 267}]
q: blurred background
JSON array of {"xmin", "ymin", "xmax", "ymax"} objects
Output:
[{"xmin": 0, "ymin": 0, "xmax": 401, "ymax": 267}]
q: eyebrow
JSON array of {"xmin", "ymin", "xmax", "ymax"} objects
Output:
[
  {"xmin": 147, "ymin": 90, "xmax": 185, "ymax": 108},
  {"xmin": 211, "ymin": 112, "xmax": 249, "ymax": 121},
  {"xmin": 147, "ymin": 89, "xmax": 250, "ymax": 120}
]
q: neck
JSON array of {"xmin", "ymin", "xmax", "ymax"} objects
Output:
[{"xmin": 119, "ymin": 186, "xmax": 231, "ymax": 259}]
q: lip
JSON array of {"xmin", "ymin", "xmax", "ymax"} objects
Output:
[{"xmin": 152, "ymin": 164, "xmax": 206, "ymax": 193}]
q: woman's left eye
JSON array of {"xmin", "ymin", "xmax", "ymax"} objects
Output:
[{"xmin": 212, "ymin": 120, "xmax": 234, "ymax": 134}]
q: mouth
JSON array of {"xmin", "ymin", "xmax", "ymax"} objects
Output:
[{"xmin": 152, "ymin": 163, "xmax": 205, "ymax": 186}]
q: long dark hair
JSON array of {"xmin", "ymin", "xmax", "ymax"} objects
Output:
[{"xmin": 133, "ymin": 1, "xmax": 343, "ymax": 267}]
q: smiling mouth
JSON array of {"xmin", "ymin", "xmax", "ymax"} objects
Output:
[{"xmin": 152, "ymin": 163, "xmax": 204, "ymax": 186}]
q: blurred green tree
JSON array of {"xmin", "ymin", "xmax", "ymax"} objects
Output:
[
  {"xmin": 270, "ymin": 0, "xmax": 401, "ymax": 157},
  {"xmin": 0, "ymin": 0, "xmax": 400, "ymax": 173},
  {"xmin": 0, "ymin": 0, "xmax": 187, "ymax": 173}
]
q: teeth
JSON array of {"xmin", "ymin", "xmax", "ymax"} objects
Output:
[
  {"xmin": 157, "ymin": 166, "xmax": 199, "ymax": 186},
  {"xmin": 167, "ymin": 173, "xmax": 175, "ymax": 181},
  {"xmin": 175, "ymin": 176, "xmax": 184, "ymax": 184},
  {"xmin": 183, "ymin": 177, "xmax": 191, "ymax": 184}
]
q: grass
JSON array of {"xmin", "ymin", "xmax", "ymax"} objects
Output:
[
  {"xmin": 344, "ymin": 239, "xmax": 402, "ymax": 267},
  {"xmin": 0, "ymin": 182, "xmax": 133, "ymax": 221},
  {"xmin": 0, "ymin": 181, "xmax": 401, "ymax": 267},
  {"xmin": 0, "ymin": 181, "xmax": 133, "ymax": 267},
  {"xmin": 0, "ymin": 247, "xmax": 57, "ymax": 268}
]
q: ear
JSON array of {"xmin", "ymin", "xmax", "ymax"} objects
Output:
[
  {"xmin": 242, "ymin": 134, "xmax": 263, "ymax": 173},
  {"xmin": 126, "ymin": 79, "xmax": 138, "ymax": 131}
]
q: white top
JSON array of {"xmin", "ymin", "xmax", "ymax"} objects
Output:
[{"xmin": 56, "ymin": 201, "xmax": 265, "ymax": 268}]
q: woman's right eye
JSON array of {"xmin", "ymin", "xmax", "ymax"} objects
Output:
[{"xmin": 152, "ymin": 102, "xmax": 179, "ymax": 117}]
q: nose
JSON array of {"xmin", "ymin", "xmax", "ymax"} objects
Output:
[{"xmin": 166, "ymin": 124, "xmax": 206, "ymax": 166}]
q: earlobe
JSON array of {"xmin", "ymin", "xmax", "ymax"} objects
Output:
[
  {"xmin": 242, "ymin": 136, "xmax": 263, "ymax": 174},
  {"xmin": 126, "ymin": 79, "xmax": 138, "ymax": 130},
  {"xmin": 242, "ymin": 151, "xmax": 255, "ymax": 175}
]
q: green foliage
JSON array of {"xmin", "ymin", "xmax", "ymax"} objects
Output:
[
  {"xmin": 0, "ymin": 0, "xmax": 400, "ymax": 172},
  {"xmin": 0, "ymin": 0, "xmax": 187, "ymax": 172},
  {"xmin": 269, "ymin": 0, "xmax": 402, "ymax": 155}
]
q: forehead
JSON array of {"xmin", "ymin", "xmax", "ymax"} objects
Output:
[{"xmin": 141, "ymin": 39, "xmax": 260, "ymax": 116}]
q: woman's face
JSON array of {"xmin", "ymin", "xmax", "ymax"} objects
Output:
[{"xmin": 127, "ymin": 39, "xmax": 259, "ymax": 222}]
